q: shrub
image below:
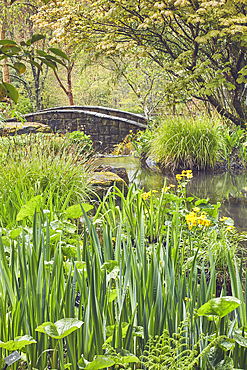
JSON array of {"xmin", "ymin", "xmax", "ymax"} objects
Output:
[
  {"xmin": 68, "ymin": 130, "xmax": 93, "ymax": 154},
  {"xmin": 149, "ymin": 115, "xmax": 226, "ymax": 170}
]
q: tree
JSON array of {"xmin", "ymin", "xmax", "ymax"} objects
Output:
[
  {"xmin": 0, "ymin": 0, "xmax": 59, "ymax": 105},
  {"xmin": 34, "ymin": 0, "xmax": 247, "ymax": 127},
  {"xmin": 99, "ymin": 52, "xmax": 172, "ymax": 119}
]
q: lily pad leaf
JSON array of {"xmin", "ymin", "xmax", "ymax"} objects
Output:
[
  {"xmin": 84, "ymin": 356, "xmax": 115, "ymax": 370},
  {"xmin": 197, "ymin": 296, "xmax": 241, "ymax": 318},
  {"xmin": 35, "ymin": 318, "xmax": 83, "ymax": 339},
  {"xmin": 0, "ymin": 335, "xmax": 36, "ymax": 351}
]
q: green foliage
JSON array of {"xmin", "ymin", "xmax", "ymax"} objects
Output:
[
  {"xmin": 0, "ymin": 335, "xmax": 36, "ymax": 351},
  {"xmin": 34, "ymin": 0, "xmax": 247, "ymax": 126},
  {"xmin": 141, "ymin": 317, "xmax": 222, "ymax": 370},
  {"xmin": 68, "ymin": 131, "xmax": 93, "ymax": 154},
  {"xmin": 197, "ymin": 297, "xmax": 241, "ymax": 319},
  {"xmin": 0, "ymin": 133, "xmax": 94, "ymax": 227},
  {"xmin": 0, "ymin": 102, "xmax": 25, "ymax": 126},
  {"xmin": 0, "ymin": 170, "xmax": 246, "ymax": 369},
  {"xmin": 36, "ymin": 317, "xmax": 83, "ymax": 368},
  {"xmin": 149, "ymin": 115, "xmax": 225, "ymax": 170}
]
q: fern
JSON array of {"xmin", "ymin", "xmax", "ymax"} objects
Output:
[{"xmin": 141, "ymin": 317, "xmax": 225, "ymax": 370}]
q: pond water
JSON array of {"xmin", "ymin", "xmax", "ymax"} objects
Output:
[{"xmin": 98, "ymin": 156, "xmax": 247, "ymax": 232}]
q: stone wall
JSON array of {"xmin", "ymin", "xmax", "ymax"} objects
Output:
[{"xmin": 6, "ymin": 106, "xmax": 147, "ymax": 152}]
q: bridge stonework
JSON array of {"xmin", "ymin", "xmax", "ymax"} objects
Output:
[{"xmin": 7, "ymin": 106, "xmax": 147, "ymax": 151}]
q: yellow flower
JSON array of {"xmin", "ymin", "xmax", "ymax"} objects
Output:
[
  {"xmin": 176, "ymin": 174, "xmax": 182, "ymax": 180},
  {"xmin": 220, "ymin": 216, "xmax": 229, "ymax": 222},
  {"xmin": 186, "ymin": 172, "xmax": 193, "ymax": 179},
  {"xmin": 170, "ymin": 184, "xmax": 175, "ymax": 188},
  {"xmin": 193, "ymin": 207, "xmax": 200, "ymax": 213},
  {"xmin": 226, "ymin": 226, "xmax": 235, "ymax": 232}
]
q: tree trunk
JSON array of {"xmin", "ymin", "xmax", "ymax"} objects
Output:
[
  {"xmin": 54, "ymin": 66, "xmax": 75, "ymax": 106},
  {"xmin": 1, "ymin": 0, "xmax": 10, "ymax": 83},
  {"xmin": 67, "ymin": 65, "xmax": 74, "ymax": 105}
]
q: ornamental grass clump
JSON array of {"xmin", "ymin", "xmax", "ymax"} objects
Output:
[
  {"xmin": 0, "ymin": 133, "xmax": 94, "ymax": 226},
  {"xmin": 149, "ymin": 115, "xmax": 225, "ymax": 171}
]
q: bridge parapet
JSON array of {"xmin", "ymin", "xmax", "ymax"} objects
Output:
[
  {"xmin": 6, "ymin": 106, "xmax": 148, "ymax": 152},
  {"xmin": 40, "ymin": 106, "xmax": 147, "ymax": 125}
]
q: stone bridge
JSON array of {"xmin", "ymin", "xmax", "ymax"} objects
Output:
[{"xmin": 7, "ymin": 106, "xmax": 148, "ymax": 151}]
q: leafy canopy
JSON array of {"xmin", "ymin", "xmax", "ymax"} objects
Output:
[{"xmin": 34, "ymin": 0, "xmax": 247, "ymax": 127}]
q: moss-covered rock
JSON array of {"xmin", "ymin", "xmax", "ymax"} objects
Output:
[
  {"xmin": 0, "ymin": 122, "xmax": 52, "ymax": 136},
  {"xmin": 89, "ymin": 171, "xmax": 128, "ymax": 198}
]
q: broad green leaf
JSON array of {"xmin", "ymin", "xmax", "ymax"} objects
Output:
[
  {"xmin": 233, "ymin": 332, "xmax": 247, "ymax": 348},
  {"xmin": 29, "ymin": 60, "xmax": 43, "ymax": 71},
  {"xmin": 218, "ymin": 338, "xmax": 235, "ymax": 351},
  {"xmin": 14, "ymin": 62, "xmax": 26, "ymax": 75},
  {"xmin": 84, "ymin": 356, "xmax": 115, "ymax": 370},
  {"xmin": 0, "ymin": 39, "xmax": 17, "ymax": 46},
  {"xmin": 36, "ymin": 50, "xmax": 48, "ymax": 57},
  {"xmin": 49, "ymin": 47, "xmax": 69, "ymax": 60},
  {"xmin": 31, "ymin": 34, "xmax": 46, "ymax": 44},
  {"xmin": 115, "ymin": 349, "xmax": 140, "ymax": 364},
  {"xmin": 0, "ymin": 84, "xmax": 7, "ymax": 101},
  {"xmin": 37, "ymin": 58, "xmax": 57, "ymax": 70},
  {"xmin": 35, "ymin": 318, "xmax": 83, "ymax": 339},
  {"xmin": 16, "ymin": 195, "xmax": 42, "ymax": 221},
  {"xmin": 65, "ymin": 204, "xmax": 93, "ymax": 219},
  {"xmin": 0, "ymin": 335, "xmax": 36, "ymax": 351},
  {"xmin": 108, "ymin": 289, "xmax": 117, "ymax": 303},
  {"xmin": 78, "ymin": 355, "xmax": 90, "ymax": 369},
  {"xmin": 9, "ymin": 227, "xmax": 22, "ymax": 239},
  {"xmin": 3, "ymin": 82, "xmax": 19, "ymax": 103},
  {"xmin": 197, "ymin": 296, "xmax": 241, "ymax": 318},
  {"xmin": 214, "ymin": 356, "xmax": 234, "ymax": 370}
]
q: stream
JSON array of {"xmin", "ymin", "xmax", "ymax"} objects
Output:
[{"xmin": 98, "ymin": 156, "xmax": 247, "ymax": 232}]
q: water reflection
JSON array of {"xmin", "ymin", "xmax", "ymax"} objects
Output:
[{"xmin": 98, "ymin": 156, "xmax": 247, "ymax": 231}]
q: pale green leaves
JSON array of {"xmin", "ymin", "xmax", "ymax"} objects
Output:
[
  {"xmin": 0, "ymin": 83, "xmax": 19, "ymax": 103},
  {"xmin": 0, "ymin": 335, "xmax": 36, "ymax": 351},
  {"xmin": 78, "ymin": 350, "xmax": 140, "ymax": 370},
  {"xmin": 16, "ymin": 195, "xmax": 93, "ymax": 222},
  {"xmin": 16, "ymin": 195, "xmax": 42, "ymax": 221},
  {"xmin": 65, "ymin": 204, "xmax": 93, "ymax": 219},
  {"xmin": 197, "ymin": 296, "xmax": 241, "ymax": 318},
  {"xmin": 36, "ymin": 318, "xmax": 83, "ymax": 339}
]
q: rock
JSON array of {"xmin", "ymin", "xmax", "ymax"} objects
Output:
[
  {"xmin": 145, "ymin": 155, "xmax": 160, "ymax": 172},
  {"xmin": 89, "ymin": 171, "xmax": 128, "ymax": 198},
  {"xmin": 0, "ymin": 122, "xmax": 52, "ymax": 136},
  {"xmin": 95, "ymin": 164, "xmax": 129, "ymax": 184}
]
